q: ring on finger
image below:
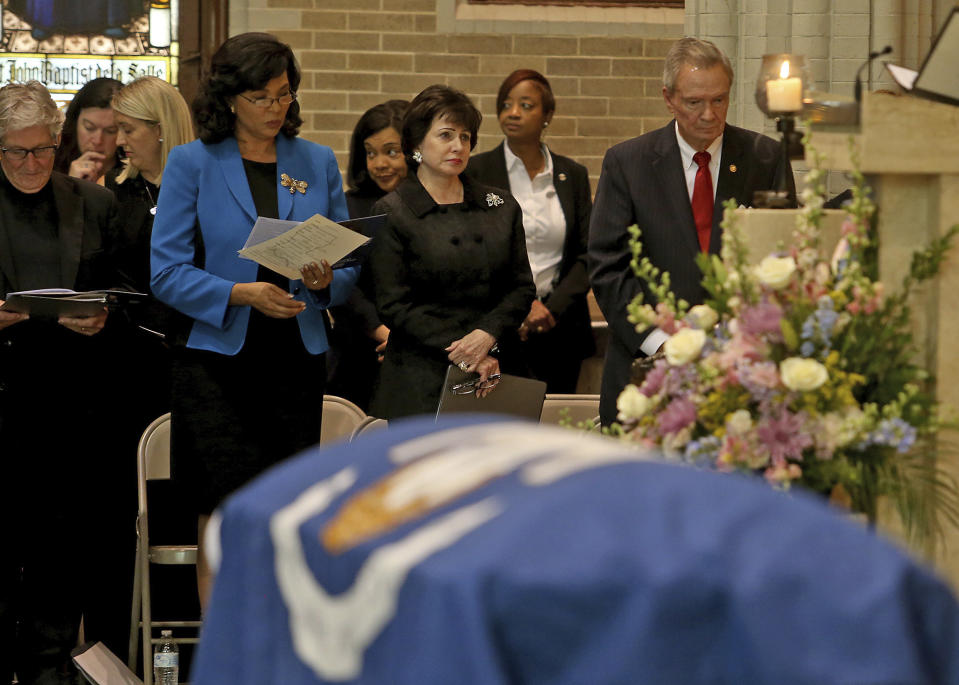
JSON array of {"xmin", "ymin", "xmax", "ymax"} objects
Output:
[{"xmin": 458, "ymin": 361, "xmax": 469, "ymax": 372}]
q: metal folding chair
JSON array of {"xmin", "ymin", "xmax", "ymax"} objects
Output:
[{"xmin": 127, "ymin": 413, "xmax": 200, "ymax": 685}]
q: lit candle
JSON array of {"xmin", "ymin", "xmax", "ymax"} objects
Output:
[{"xmin": 766, "ymin": 60, "xmax": 802, "ymax": 112}]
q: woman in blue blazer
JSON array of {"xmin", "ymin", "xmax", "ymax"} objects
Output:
[{"xmin": 150, "ymin": 33, "xmax": 358, "ymax": 606}]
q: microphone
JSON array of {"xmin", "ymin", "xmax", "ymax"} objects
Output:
[{"xmin": 855, "ymin": 45, "xmax": 893, "ymax": 102}]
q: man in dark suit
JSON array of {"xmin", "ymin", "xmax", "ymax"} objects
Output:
[
  {"xmin": 0, "ymin": 80, "xmax": 120, "ymax": 685},
  {"xmin": 588, "ymin": 37, "xmax": 793, "ymax": 425}
]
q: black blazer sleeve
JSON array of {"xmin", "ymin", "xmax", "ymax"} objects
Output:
[{"xmin": 587, "ymin": 144, "xmax": 649, "ymax": 356}]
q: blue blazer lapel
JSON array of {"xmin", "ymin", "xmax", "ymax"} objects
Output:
[
  {"xmin": 212, "ymin": 138, "xmax": 258, "ymax": 222},
  {"xmin": 650, "ymin": 126, "xmax": 700, "ymax": 258}
]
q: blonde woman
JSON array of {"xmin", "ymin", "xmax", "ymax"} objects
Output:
[{"xmin": 85, "ymin": 76, "xmax": 197, "ymax": 657}]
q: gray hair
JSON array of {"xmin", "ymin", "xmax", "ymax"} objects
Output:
[
  {"xmin": 0, "ymin": 81, "xmax": 64, "ymax": 143},
  {"xmin": 662, "ymin": 37, "xmax": 734, "ymax": 92}
]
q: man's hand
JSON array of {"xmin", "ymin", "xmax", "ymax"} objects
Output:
[
  {"xmin": 0, "ymin": 305, "xmax": 28, "ymax": 331},
  {"xmin": 59, "ymin": 308, "xmax": 108, "ymax": 336}
]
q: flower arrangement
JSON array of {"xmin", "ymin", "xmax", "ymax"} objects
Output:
[{"xmin": 614, "ymin": 134, "xmax": 959, "ymax": 541}]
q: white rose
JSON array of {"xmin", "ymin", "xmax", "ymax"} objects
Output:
[
  {"xmin": 780, "ymin": 357, "xmax": 829, "ymax": 391},
  {"xmin": 755, "ymin": 255, "xmax": 796, "ymax": 290},
  {"xmin": 664, "ymin": 328, "xmax": 706, "ymax": 366},
  {"xmin": 687, "ymin": 304, "xmax": 718, "ymax": 330},
  {"xmin": 616, "ymin": 384, "xmax": 651, "ymax": 421},
  {"xmin": 726, "ymin": 409, "xmax": 753, "ymax": 436}
]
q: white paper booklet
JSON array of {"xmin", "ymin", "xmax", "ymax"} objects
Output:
[{"xmin": 238, "ymin": 214, "xmax": 370, "ymax": 280}]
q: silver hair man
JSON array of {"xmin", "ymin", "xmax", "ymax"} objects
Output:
[
  {"xmin": 0, "ymin": 80, "xmax": 64, "ymax": 143},
  {"xmin": 662, "ymin": 37, "xmax": 734, "ymax": 93}
]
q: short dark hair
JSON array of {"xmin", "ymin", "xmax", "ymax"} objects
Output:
[
  {"xmin": 347, "ymin": 99, "xmax": 409, "ymax": 193},
  {"xmin": 193, "ymin": 32, "xmax": 302, "ymax": 144},
  {"xmin": 402, "ymin": 85, "xmax": 481, "ymax": 167},
  {"xmin": 495, "ymin": 69, "xmax": 555, "ymax": 119},
  {"xmin": 53, "ymin": 77, "xmax": 123, "ymax": 174}
]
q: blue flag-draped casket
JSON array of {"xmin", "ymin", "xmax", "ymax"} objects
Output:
[{"xmin": 194, "ymin": 415, "xmax": 959, "ymax": 684}]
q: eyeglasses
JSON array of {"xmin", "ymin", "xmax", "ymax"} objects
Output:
[
  {"xmin": 236, "ymin": 92, "xmax": 297, "ymax": 108},
  {"xmin": 1, "ymin": 145, "xmax": 57, "ymax": 161},
  {"xmin": 450, "ymin": 374, "xmax": 501, "ymax": 395}
]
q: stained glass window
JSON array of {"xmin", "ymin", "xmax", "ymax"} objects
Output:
[{"xmin": 0, "ymin": 0, "xmax": 177, "ymax": 106}]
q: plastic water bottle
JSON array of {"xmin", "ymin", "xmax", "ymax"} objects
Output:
[{"xmin": 153, "ymin": 629, "xmax": 179, "ymax": 684}]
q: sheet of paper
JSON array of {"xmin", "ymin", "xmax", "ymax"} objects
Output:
[
  {"xmin": 242, "ymin": 217, "xmax": 300, "ymax": 250},
  {"xmin": 238, "ymin": 213, "xmax": 370, "ymax": 280},
  {"xmin": 885, "ymin": 63, "xmax": 918, "ymax": 90}
]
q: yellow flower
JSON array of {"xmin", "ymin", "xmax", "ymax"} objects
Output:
[
  {"xmin": 664, "ymin": 328, "xmax": 707, "ymax": 365},
  {"xmin": 780, "ymin": 357, "xmax": 829, "ymax": 392},
  {"xmin": 755, "ymin": 255, "xmax": 797, "ymax": 289},
  {"xmin": 616, "ymin": 384, "xmax": 651, "ymax": 421}
]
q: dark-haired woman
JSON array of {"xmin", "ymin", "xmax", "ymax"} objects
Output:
[
  {"xmin": 467, "ymin": 69, "xmax": 594, "ymax": 393},
  {"xmin": 327, "ymin": 100, "xmax": 408, "ymax": 410},
  {"xmin": 150, "ymin": 32, "xmax": 358, "ymax": 606},
  {"xmin": 369, "ymin": 85, "xmax": 535, "ymax": 420},
  {"xmin": 53, "ymin": 76, "xmax": 123, "ymax": 184}
]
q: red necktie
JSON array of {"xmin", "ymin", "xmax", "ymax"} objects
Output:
[{"xmin": 691, "ymin": 151, "xmax": 713, "ymax": 253}]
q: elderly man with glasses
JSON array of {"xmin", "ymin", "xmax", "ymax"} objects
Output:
[{"xmin": 0, "ymin": 80, "xmax": 120, "ymax": 685}]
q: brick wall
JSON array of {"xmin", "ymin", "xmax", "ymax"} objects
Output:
[{"xmin": 232, "ymin": 0, "xmax": 684, "ymax": 186}]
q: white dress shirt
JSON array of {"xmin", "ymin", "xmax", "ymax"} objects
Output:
[
  {"xmin": 639, "ymin": 125, "xmax": 724, "ymax": 357},
  {"xmin": 503, "ymin": 141, "xmax": 566, "ymax": 300}
]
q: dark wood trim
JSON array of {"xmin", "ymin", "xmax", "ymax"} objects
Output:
[{"xmin": 176, "ymin": 0, "xmax": 228, "ymax": 109}]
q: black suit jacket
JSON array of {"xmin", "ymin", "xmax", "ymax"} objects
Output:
[
  {"xmin": 369, "ymin": 173, "xmax": 535, "ymax": 419},
  {"xmin": 0, "ymin": 170, "xmax": 118, "ymax": 507},
  {"xmin": 588, "ymin": 122, "xmax": 792, "ymax": 424},
  {"xmin": 466, "ymin": 143, "xmax": 592, "ymax": 331}
]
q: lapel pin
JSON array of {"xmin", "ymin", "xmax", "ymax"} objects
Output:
[
  {"xmin": 557, "ymin": 172, "xmax": 567, "ymax": 181},
  {"xmin": 729, "ymin": 164, "xmax": 737, "ymax": 173},
  {"xmin": 281, "ymin": 173, "xmax": 308, "ymax": 195}
]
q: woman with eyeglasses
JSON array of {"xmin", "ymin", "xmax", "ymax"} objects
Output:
[
  {"xmin": 150, "ymin": 32, "xmax": 358, "ymax": 607},
  {"xmin": 369, "ymin": 85, "xmax": 535, "ymax": 420},
  {"xmin": 467, "ymin": 69, "xmax": 594, "ymax": 393}
]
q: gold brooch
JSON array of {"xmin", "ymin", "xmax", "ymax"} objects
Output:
[
  {"xmin": 729, "ymin": 164, "xmax": 737, "ymax": 173},
  {"xmin": 280, "ymin": 173, "xmax": 308, "ymax": 195}
]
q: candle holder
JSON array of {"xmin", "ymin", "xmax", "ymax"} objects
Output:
[{"xmin": 754, "ymin": 54, "xmax": 811, "ymax": 209}]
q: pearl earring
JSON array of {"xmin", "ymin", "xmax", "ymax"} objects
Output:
[
  {"xmin": 412, "ymin": 150, "xmax": 423, "ymax": 163},
  {"xmin": 158, "ymin": 137, "xmax": 164, "ymax": 142},
  {"xmin": 543, "ymin": 121, "xmax": 550, "ymax": 128}
]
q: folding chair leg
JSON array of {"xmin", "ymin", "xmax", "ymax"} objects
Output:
[{"xmin": 128, "ymin": 536, "xmax": 143, "ymax": 670}]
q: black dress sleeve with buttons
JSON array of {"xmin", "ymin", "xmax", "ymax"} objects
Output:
[{"xmin": 369, "ymin": 173, "xmax": 535, "ymax": 419}]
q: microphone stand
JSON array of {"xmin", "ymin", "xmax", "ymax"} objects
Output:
[{"xmin": 855, "ymin": 45, "xmax": 893, "ymax": 120}]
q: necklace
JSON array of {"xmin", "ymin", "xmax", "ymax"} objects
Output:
[{"xmin": 143, "ymin": 179, "xmax": 158, "ymax": 215}]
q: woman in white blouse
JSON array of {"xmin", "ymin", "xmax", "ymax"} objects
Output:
[{"xmin": 467, "ymin": 69, "xmax": 594, "ymax": 392}]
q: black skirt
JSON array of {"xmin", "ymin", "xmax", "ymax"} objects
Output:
[{"xmin": 170, "ymin": 309, "xmax": 325, "ymax": 514}]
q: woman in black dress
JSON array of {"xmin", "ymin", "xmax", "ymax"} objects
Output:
[
  {"xmin": 327, "ymin": 100, "xmax": 408, "ymax": 410},
  {"xmin": 467, "ymin": 69, "xmax": 594, "ymax": 393},
  {"xmin": 369, "ymin": 85, "xmax": 535, "ymax": 420},
  {"xmin": 53, "ymin": 76, "xmax": 123, "ymax": 184},
  {"xmin": 150, "ymin": 33, "xmax": 358, "ymax": 605}
]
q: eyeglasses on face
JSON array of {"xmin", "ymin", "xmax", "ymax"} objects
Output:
[
  {"xmin": 1, "ymin": 145, "xmax": 58, "ymax": 161},
  {"xmin": 236, "ymin": 92, "xmax": 297, "ymax": 108},
  {"xmin": 450, "ymin": 374, "xmax": 502, "ymax": 395}
]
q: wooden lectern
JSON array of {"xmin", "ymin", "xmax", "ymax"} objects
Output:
[{"xmin": 736, "ymin": 91, "xmax": 959, "ymax": 585}]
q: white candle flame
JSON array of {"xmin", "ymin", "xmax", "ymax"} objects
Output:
[{"xmin": 780, "ymin": 60, "xmax": 790, "ymax": 79}]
